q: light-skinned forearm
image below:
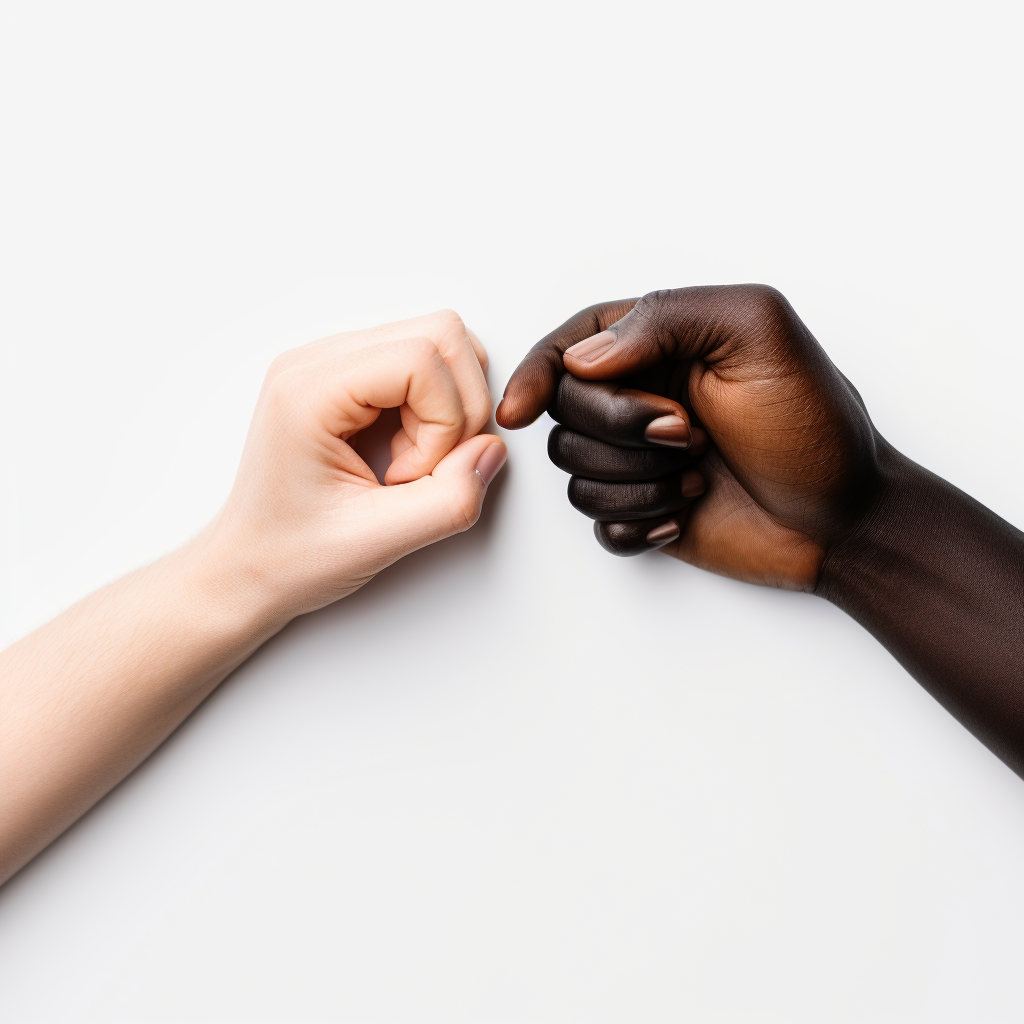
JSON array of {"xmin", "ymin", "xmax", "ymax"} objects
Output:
[
  {"xmin": 0, "ymin": 310, "xmax": 505, "ymax": 887},
  {"xmin": 0, "ymin": 526, "xmax": 287, "ymax": 885}
]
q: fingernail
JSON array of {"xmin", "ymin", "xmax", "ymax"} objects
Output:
[
  {"xmin": 646, "ymin": 520, "xmax": 680, "ymax": 546},
  {"xmin": 645, "ymin": 414, "xmax": 691, "ymax": 448},
  {"xmin": 475, "ymin": 443, "xmax": 507, "ymax": 486},
  {"xmin": 564, "ymin": 330, "xmax": 616, "ymax": 364},
  {"xmin": 681, "ymin": 470, "xmax": 706, "ymax": 497}
]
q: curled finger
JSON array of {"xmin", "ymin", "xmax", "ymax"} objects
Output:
[
  {"xmin": 567, "ymin": 469, "xmax": 706, "ymax": 521},
  {"xmin": 594, "ymin": 515, "xmax": 687, "ymax": 556},
  {"xmin": 370, "ymin": 310, "xmax": 492, "ymax": 442},
  {"xmin": 321, "ymin": 337, "xmax": 465, "ymax": 483},
  {"xmin": 548, "ymin": 426, "xmax": 693, "ymax": 481},
  {"xmin": 552, "ymin": 375, "xmax": 695, "ymax": 449}
]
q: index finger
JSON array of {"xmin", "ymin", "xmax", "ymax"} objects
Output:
[
  {"xmin": 318, "ymin": 336, "xmax": 465, "ymax": 483},
  {"xmin": 362, "ymin": 310, "xmax": 492, "ymax": 442},
  {"xmin": 494, "ymin": 299, "xmax": 637, "ymax": 429}
]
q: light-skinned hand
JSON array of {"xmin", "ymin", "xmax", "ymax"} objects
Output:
[
  {"xmin": 206, "ymin": 309, "xmax": 507, "ymax": 618},
  {"xmin": 0, "ymin": 309, "xmax": 505, "ymax": 884}
]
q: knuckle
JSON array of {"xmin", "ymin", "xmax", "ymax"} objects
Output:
[
  {"xmin": 549, "ymin": 425, "xmax": 594, "ymax": 476},
  {"xmin": 465, "ymin": 409, "xmax": 491, "ymax": 439},
  {"xmin": 467, "ymin": 392, "xmax": 493, "ymax": 428},
  {"xmin": 569, "ymin": 475, "xmax": 671, "ymax": 520},
  {"xmin": 264, "ymin": 350, "xmax": 296, "ymax": 384},
  {"xmin": 738, "ymin": 283, "xmax": 794, "ymax": 331},
  {"xmin": 595, "ymin": 521, "xmax": 644, "ymax": 556},
  {"xmin": 473, "ymin": 339, "xmax": 490, "ymax": 372},
  {"xmin": 407, "ymin": 335, "xmax": 441, "ymax": 362},
  {"xmin": 259, "ymin": 367, "xmax": 307, "ymax": 426},
  {"xmin": 264, "ymin": 364, "xmax": 300, "ymax": 405},
  {"xmin": 567, "ymin": 476, "xmax": 599, "ymax": 515},
  {"xmin": 635, "ymin": 289, "xmax": 673, "ymax": 320},
  {"xmin": 447, "ymin": 483, "xmax": 482, "ymax": 533},
  {"xmin": 449, "ymin": 401, "xmax": 468, "ymax": 434},
  {"xmin": 434, "ymin": 308, "xmax": 466, "ymax": 335},
  {"xmin": 547, "ymin": 425, "xmax": 569, "ymax": 469},
  {"xmin": 747, "ymin": 282, "xmax": 789, "ymax": 310}
]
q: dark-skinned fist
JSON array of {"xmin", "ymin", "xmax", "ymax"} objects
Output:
[{"xmin": 495, "ymin": 285, "xmax": 878, "ymax": 592}]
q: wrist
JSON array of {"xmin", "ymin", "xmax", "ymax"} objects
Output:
[
  {"xmin": 815, "ymin": 434, "xmax": 1021, "ymax": 635},
  {"xmin": 182, "ymin": 517, "xmax": 297, "ymax": 648},
  {"xmin": 815, "ymin": 439, "xmax": 929, "ymax": 607}
]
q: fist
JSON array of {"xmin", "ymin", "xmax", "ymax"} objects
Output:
[
  {"xmin": 211, "ymin": 310, "xmax": 507, "ymax": 620},
  {"xmin": 496, "ymin": 285, "xmax": 878, "ymax": 592}
]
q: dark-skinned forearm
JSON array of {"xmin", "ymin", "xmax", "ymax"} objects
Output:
[{"xmin": 817, "ymin": 439, "xmax": 1024, "ymax": 775}]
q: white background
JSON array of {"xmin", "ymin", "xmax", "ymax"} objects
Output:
[{"xmin": 1, "ymin": 2, "xmax": 1022, "ymax": 1021}]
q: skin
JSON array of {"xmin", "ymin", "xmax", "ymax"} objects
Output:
[
  {"xmin": 497, "ymin": 285, "xmax": 1024, "ymax": 775},
  {"xmin": 2, "ymin": 287, "xmax": 1021, "ymax": 883},
  {"xmin": 497, "ymin": 285, "xmax": 875, "ymax": 589},
  {"xmin": 0, "ymin": 310, "xmax": 507, "ymax": 886}
]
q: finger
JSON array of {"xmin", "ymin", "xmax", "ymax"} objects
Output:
[
  {"xmin": 562, "ymin": 284, "xmax": 799, "ymax": 381},
  {"xmin": 552, "ymin": 374, "xmax": 693, "ymax": 448},
  {"xmin": 359, "ymin": 310, "xmax": 492, "ymax": 442},
  {"xmin": 273, "ymin": 311, "xmax": 491, "ymax": 442},
  {"xmin": 547, "ymin": 426, "xmax": 693, "ymax": 481},
  {"xmin": 320, "ymin": 337, "xmax": 465, "ymax": 483},
  {"xmin": 391, "ymin": 426, "xmax": 414, "ymax": 460},
  {"xmin": 426, "ymin": 311, "xmax": 491, "ymax": 439},
  {"xmin": 495, "ymin": 299, "xmax": 638, "ymax": 429},
  {"xmin": 466, "ymin": 327, "xmax": 489, "ymax": 375},
  {"xmin": 594, "ymin": 515, "xmax": 687, "ymax": 557},
  {"xmin": 372, "ymin": 434, "xmax": 507, "ymax": 559},
  {"xmin": 568, "ymin": 469, "xmax": 706, "ymax": 521}
]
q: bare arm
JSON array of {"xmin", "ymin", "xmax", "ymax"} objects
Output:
[
  {"xmin": 817, "ymin": 440, "xmax": 1024, "ymax": 772},
  {"xmin": 0, "ymin": 311, "xmax": 507, "ymax": 885},
  {"xmin": 0, "ymin": 531, "xmax": 281, "ymax": 879},
  {"xmin": 497, "ymin": 286, "xmax": 1024, "ymax": 776}
]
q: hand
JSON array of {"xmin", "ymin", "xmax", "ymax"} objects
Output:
[
  {"xmin": 208, "ymin": 309, "xmax": 507, "ymax": 621},
  {"xmin": 496, "ymin": 285, "xmax": 877, "ymax": 591},
  {"xmin": 0, "ymin": 310, "xmax": 507, "ymax": 883}
]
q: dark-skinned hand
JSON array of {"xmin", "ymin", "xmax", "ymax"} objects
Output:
[
  {"xmin": 496, "ymin": 285, "xmax": 876, "ymax": 591},
  {"xmin": 497, "ymin": 284, "xmax": 1024, "ymax": 777}
]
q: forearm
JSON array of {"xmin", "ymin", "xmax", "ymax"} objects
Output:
[
  {"xmin": 817, "ymin": 440, "xmax": 1024, "ymax": 775},
  {"xmin": 0, "ymin": 311, "xmax": 502, "ymax": 887},
  {"xmin": 0, "ymin": 528, "xmax": 287, "ymax": 884}
]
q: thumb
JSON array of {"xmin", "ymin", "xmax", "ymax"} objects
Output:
[
  {"xmin": 494, "ymin": 299, "xmax": 637, "ymax": 430},
  {"xmin": 562, "ymin": 295, "xmax": 675, "ymax": 381},
  {"xmin": 562, "ymin": 284, "xmax": 797, "ymax": 381},
  {"xmin": 372, "ymin": 433, "xmax": 507, "ymax": 560}
]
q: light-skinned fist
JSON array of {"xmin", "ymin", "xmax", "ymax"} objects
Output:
[{"xmin": 204, "ymin": 309, "xmax": 507, "ymax": 622}]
